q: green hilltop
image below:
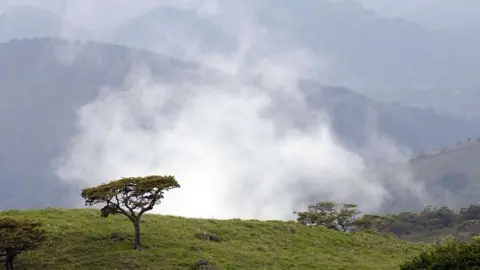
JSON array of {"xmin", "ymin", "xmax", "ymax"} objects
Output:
[{"xmin": 1, "ymin": 208, "xmax": 422, "ymax": 270}]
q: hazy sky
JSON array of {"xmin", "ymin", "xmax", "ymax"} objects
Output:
[
  {"xmin": 2, "ymin": 0, "xmax": 480, "ymax": 31},
  {"xmin": 0, "ymin": 0, "xmax": 209, "ymax": 30},
  {"xmin": 354, "ymin": 0, "xmax": 480, "ymax": 30}
]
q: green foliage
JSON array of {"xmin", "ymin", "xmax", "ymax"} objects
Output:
[
  {"xmin": 460, "ymin": 204, "xmax": 480, "ymax": 221},
  {"xmin": 421, "ymin": 206, "xmax": 458, "ymax": 228},
  {"xmin": 354, "ymin": 214, "xmax": 395, "ymax": 233},
  {"xmin": 0, "ymin": 209, "xmax": 423, "ymax": 269},
  {"xmin": 348, "ymin": 204, "xmax": 480, "ymax": 243},
  {"xmin": 81, "ymin": 175, "xmax": 180, "ymax": 219},
  {"xmin": 295, "ymin": 201, "xmax": 360, "ymax": 232},
  {"xmin": 297, "ymin": 202, "xmax": 480, "ymax": 242},
  {"xmin": 0, "ymin": 217, "xmax": 46, "ymax": 269},
  {"xmin": 385, "ymin": 205, "xmax": 460, "ymax": 238},
  {"xmin": 400, "ymin": 236, "xmax": 480, "ymax": 269},
  {"xmin": 457, "ymin": 220, "xmax": 480, "ymax": 235},
  {"xmin": 81, "ymin": 175, "xmax": 180, "ymax": 249}
]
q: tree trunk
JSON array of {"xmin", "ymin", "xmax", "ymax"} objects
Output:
[
  {"xmin": 5, "ymin": 255, "xmax": 15, "ymax": 270},
  {"xmin": 133, "ymin": 220, "xmax": 141, "ymax": 250}
]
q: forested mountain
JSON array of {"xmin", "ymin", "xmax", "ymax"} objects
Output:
[
  {"xmin": 109, "ymin": 1, "xmax": 480, "ymax": 91},
  {"xmin": 3, "ymin": 3, "xmax": 478, "ymax": 92},
  {"xmin": 106, "ymin": 1, "xmax": 480, "ymax": 117},
  {"xmin": 3, "ymin": 2, "xmax": 480, "ymax": 116},
  {"xmin": 0, "ymin": 38, "xmax": 198, "ymax": 209},
  {"xmin": 1, "ymin": 38, "xmax": 479, "ymax": 211}
]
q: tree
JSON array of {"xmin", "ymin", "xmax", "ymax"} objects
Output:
[
  {"xmin": 354, "ymin": 214, "xmax": 394, "ymax": 233},
  {"xmin": 81, "ymin": 175, "xmax": 180, "ymax": 250},
  {"xmin": 0, "ymin": 217, "xmax": 46, "ymax": 270},
  {"xmin": 294, "ymin": 201, "xmax": 360, "ymax": 232},
  {"xmin": 355, "ymin": 214, "xmax": 395, "ymax": 232},
  {"xmin": 336, "ymin": 203, "xmax": 361, "ymax": 232},
  {"xmin": 421, "ymin": 205, "xmax": 458, "ymax": 229},
  {"xmin": 460, "ymin": 204, "xmax": 480, "ymax": 221}
]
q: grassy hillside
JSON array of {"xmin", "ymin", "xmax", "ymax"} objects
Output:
[{"xmin": 1, "ymin": 208, "xmax": 422, "ymax": 269}]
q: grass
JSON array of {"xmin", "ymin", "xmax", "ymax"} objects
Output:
[{"xmin": 1, "ymin": 208, "xmax": 424, "ymax": 269}]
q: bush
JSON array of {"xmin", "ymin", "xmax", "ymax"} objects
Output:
[
  {"xmin": 354, "ymin": 214, "xmax": 394, "ymax": 233},
  {"xmin": 400, "ymin": 236, "xmax": 480, "ymax": 269}
]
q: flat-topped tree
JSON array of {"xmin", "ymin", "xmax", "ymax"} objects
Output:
[{"xmin": 81, "ymin": 175, "xmax": 180, "ymax": 250}]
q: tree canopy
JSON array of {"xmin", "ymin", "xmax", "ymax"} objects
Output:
[
  {"xmin": 0, "ymin": 217, "xmax": 46, "ymax": 270},
  {"xmin": 81, "ymin": 175, "xmax": 180, "ymax": 249},
  {"xmin": 294, "ymin": 201, "xmax": 361, "ymax": 232}
]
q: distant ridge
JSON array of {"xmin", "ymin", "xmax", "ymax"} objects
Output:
[{"xmin": 411, "ymin": 137, "xmax": 480, "ymax": 162}]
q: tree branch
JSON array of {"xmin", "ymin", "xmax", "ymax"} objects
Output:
[
  {"xmin": 116, "ymin": 194, "xmax": 136, "ymax": 218},
  {"xmin": 139, "ymin": 190, "xmax": 161, "ymax": 216},
  {"xmin": 106, "ymin": 198, "xmax": 133, "ymax": 221}
]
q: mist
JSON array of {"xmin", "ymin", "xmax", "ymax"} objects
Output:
[
  {"xmin": 49, "ymin": 1, "xmax": 428, "ymax": 220},
  {"xmin": 5, "ymin": 0, "xmax": 480, "ymax": 31}
]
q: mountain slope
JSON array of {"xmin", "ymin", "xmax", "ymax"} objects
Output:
[
  {"xmin": 408, "ymin": 142, "xmax": 480, "ymax": 209},
  {"xmin": 1, "ymin": 38, "xmax": 479, "ymax": 212},
  {"xmin": 4, "ymin": 3, "xmax": 480, "ymax": 117},
  {"xmin": 0, "ymin": 38, "xmax": 200, "ymax": 209},
  {"xmin": 111, "ymin": 1, "xmax": 480, "ymax": 91},
  {"xmin": 301, "ymin": 83, "xmax": 480, "ymax": 152},
  {"xmin": 2, "ymin": 208, "xmax": 422, "ymax": 269},
  {"xmin": 109, "ymin": 6, "xmax": 236, "ymax": 58}
]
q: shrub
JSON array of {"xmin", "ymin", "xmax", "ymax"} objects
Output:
[{"xmin": 400, "ymin": 236, "xmax": 480, "ymax": 269}]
